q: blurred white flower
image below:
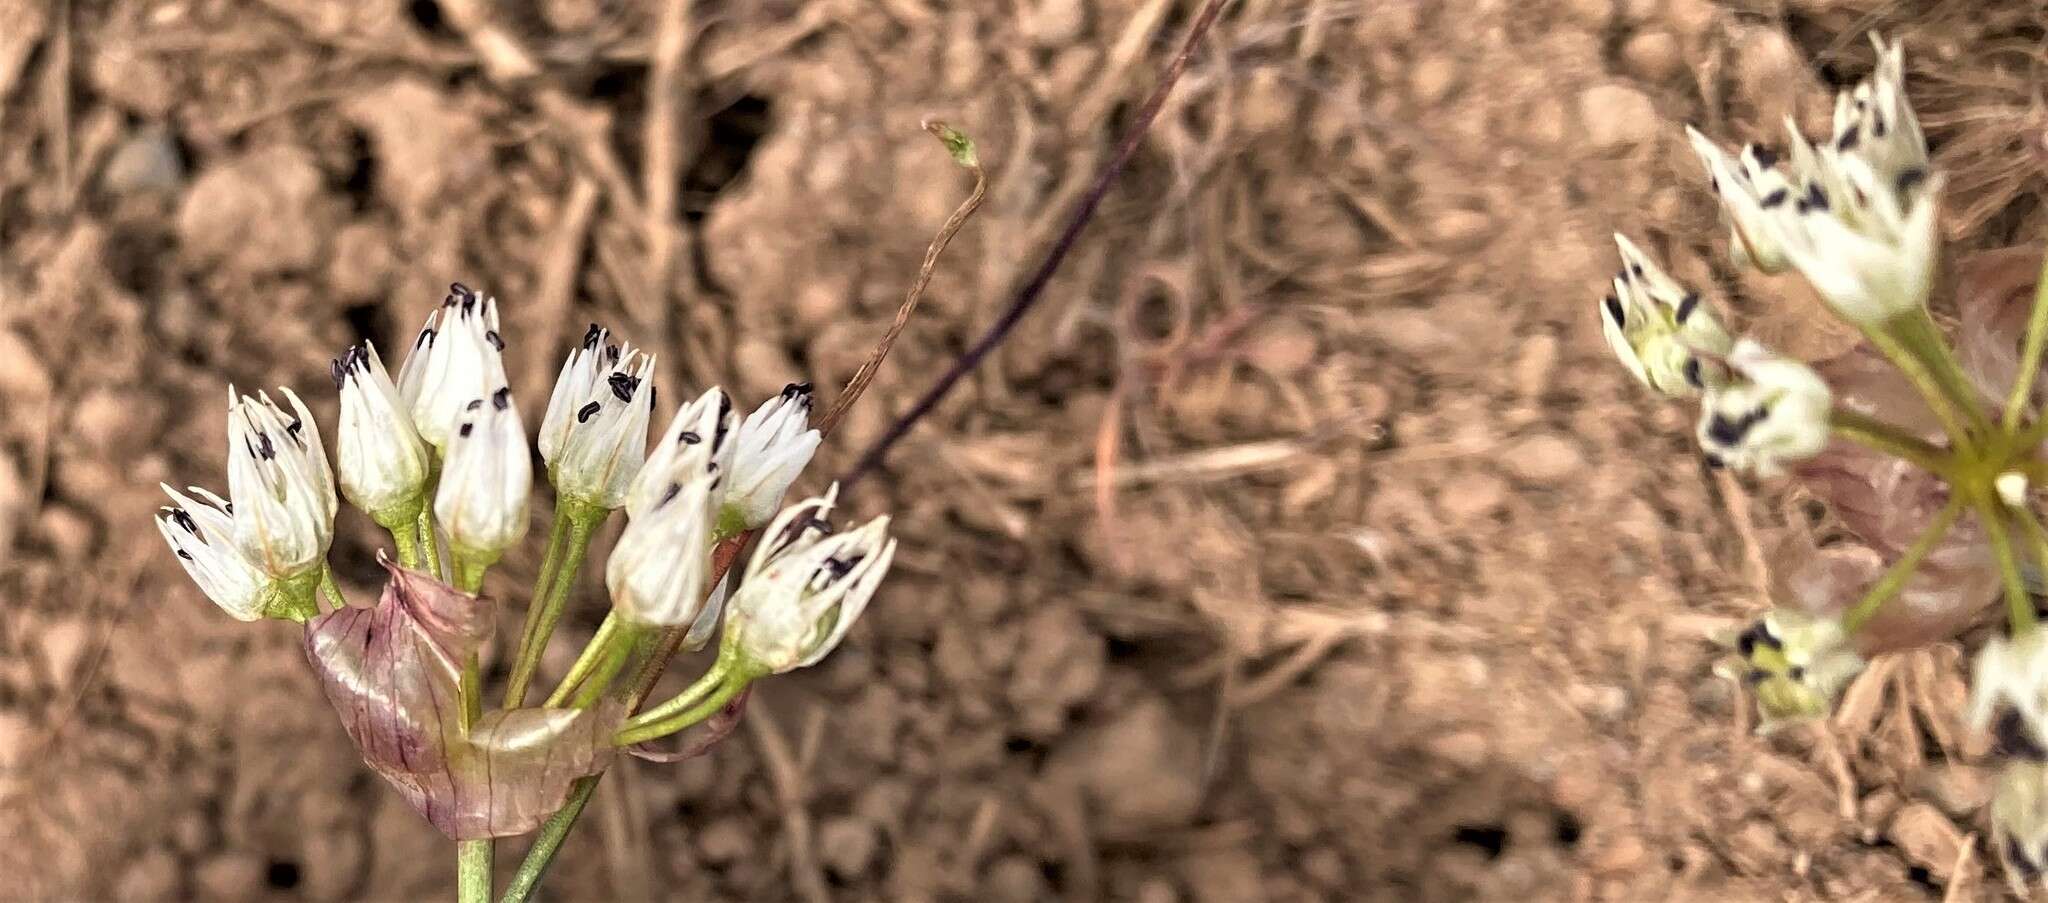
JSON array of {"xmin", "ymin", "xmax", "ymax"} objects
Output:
[
  {"xmin": 724, "ymin": 384, "xmax": 823, "ymax": 530},
  {"xmin": 1698, "ymin": 340, "xmax": 1833, "ymax": 476},
  {"xmin": 1599, "ymin": 234, "xmax": 1732, "ymax": 397},
  {"xmin": 1686, "ymin": 34, "xmax": 1939, "ymax": 326},
  {"xmin": 723, "ymin": 487, "xmax": 895, "ymax": 673},
  {"xmin": 607, "ymin": 471, "xmax": 718, "ymax": 627},
  {"xmin": 1971, "ymin": 630, "xmax": 2048, "ymax": 760},
  {"xmin": 397, "ymin": 283, "xmax": 511, "ymax": 450},
  {"xmin": 226, "ymin": 387, "xmax": 335, "ymax": 579},
  {"xmin": 434, "ymin": 387, "xmax": 531, "ymax": 561},
  {"xmin": 156, "ymin": 485, "xmax": 269, "ymax": 621},
  {"xmin": 1732, "ymin": 609, "xmax": 1865, "ymax": 732},
  {"xmin": 629, "ymin": 386, "xmax": 735, "ymax": 521},
  {"xmin": 539, "ymin": 324, "xmax": 657, "ymax": 510},
  {"xmin": 333, "ymin": 342, "xmax": 431, "ymax": 525}
]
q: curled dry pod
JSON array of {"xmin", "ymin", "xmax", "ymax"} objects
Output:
[
  {"xmin": 303, "ymin": 559, "xmax": 623, "ymax": 839},
  {"xmin": 1769, "ymin": 527, "xmax": 1998, "ymax": 656},
  {"xmin": 1954, "ymin": 244, "xmax": 2048, "ymax": 410}
]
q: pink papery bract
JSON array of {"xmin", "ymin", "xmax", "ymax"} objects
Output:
[{"xmin": 303, "ymin": 560, "xmax": 620, "ymax": 839}]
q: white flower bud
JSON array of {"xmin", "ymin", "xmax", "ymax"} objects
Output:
[
  {"xmin": 1600, "ymin": 234, "xmax": 1733, "ymax": 397},
  {"xmin": 1995, "ymin": 761, "xmax": 2048, "ymax": 895},
  {"xmin": 1698, "ymin": 340, "xmax": 1832, "ymax": 477},
  {"xmin": 607, "ymin": 470, "xmax": 718, "ymax": 627},
  {"xmin": 724, "ymin": 384, "xmax": 822, "ymax": 530},
  {"xmin": 333, "ymin": 342, "xmax": 431, "ymax": 524},
  {"xmin": 434, "ymin": 387, "xmax": 531, "ymax": 560},
  {"xmin": 628, "ymin": 386, "xmax": 735, "ymax": 521},
  {"xmin": 226, "ymin": 388, "xmax": 335, "ymax": 579},
  {"xmin": 1971, "ymin": 630, "xmax": 2048, "ymax": 760},
  {"xmin": 396, "ymin": 284, "xmax": 511, "ymax": 450},
  {"xmin": 724, "ymin": 487, "xmax": 895, "ymax": 674},
  {"xmin": 539, "ymin": 325, "xmax": 657, "ymax": 509},
  {"xmin": 157, "ymin": 485, "xmax": 269, "ymax": 621}
]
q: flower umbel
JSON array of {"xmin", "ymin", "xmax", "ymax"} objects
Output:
[
  {"xmin": 723, "ymin": 384, "xmax": 823, "ymax": 531},
  {"xmin": 722, "ymin": 487, "xmax": 895, "ymax": 674},
  {"xmin": 333, "ymin": 342, "xmax": 432, "ymax": 527},
  {"xmin": 1698, "ymin": 340, "xmax": 1832, "ymax": 476},
  {"xmin": 1732, "ymin": 609, "xmax": 1865, "ymax": 731},
  {"xmin": 435, "ymin": 387, "xmax": 532, "ymax": 564},
  {"xmin": 1600, "ymin": 234, "xmax": 1733, "ymax": 397},
  {"xmin": 539, "ymin": 325, "xmax": 658, "ymax": 510}
]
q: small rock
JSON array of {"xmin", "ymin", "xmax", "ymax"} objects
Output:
[
  {"xmin": 1244, "ymin": 318, "xmax": 1318, "ymax": 377},
  {"xmin": 1578, "ymin": 83, "xmax": 1661, "ymax": 151},
  {"xmin": 986, "ymin": 855, "xmax": 1051, "ymax": 903},
  {"xmin": 114, "ymin": 848, "xmax": 180, "ymax": 900},
  {"xmin": 38, "ymin": 617, "xmax": 90, "ymax": 684},
  {"xmin": 1044, "ymin": 694, "xmax": 1203, "ymax": 841},
  {"xmin": 818, "ymin": 816, "xmax": 877, "ymax": 879},
  {"xmin": 328, "ymin": 223, "xmax": 396, "ymax": 302},
  {"xmin": 1435, "ymin": 471, "xmax": 1509, "ymax": 522},
  {"xmin": 1510, "ymin": 334, "xmax": 1558, "ymax": 396},
  {"xmin": 100, "ymin": 125, "xmax": 184, "ymax": 194},
  {"xmin": 1429, "ymin": 208, "xmax": 1492, "ymax": 249},
  {"xmin": 1592, "ymin": 835, "xmax": 1645, "ymax": 873},
  {"xmin": 0, "ymin": 329, "xmax": 51, "ymax": 398},
  {"xmin": 194, "ymin": 852, "xmax": 266, "ymax": 899},
  {"xmin": 1503, "ymin": 433, "xmax": 1585, "ymax": 485},
  {"xmin": 1408, "ymin": 54, "xmax": 1459, "ymax": 105},
  {"xmin": 37, "ymin": 505, "xmax": 95, "ymax": 562},
  {"xmin": 1135, "ymin": 878, "xmax": 1182, "ymax": 903},
  {"xmin": 1425, "ymin": 730, "xmax": 1491, "ymax": 770},
  {"xmin": 697, "ymin": 818, "xmax": 753, "ymax": 864},
  {"xmin": 1887, "ymin": 803, "xmax": 1966, "ymax": 880},
  {"xmin": 1180, "ymin": 846, "xmax": 1266, "ymax": 903},
  {"xmin": 178, "ymin": 144, "xmax": 327, "ymax": 275},
  {"xmin": 1621, "ymin": 31, "xmax": 1682, "ymax": 82},
  {"xmin": 1022, "ymin": 0, "xmax": 1084, "ymax": 46},
  {"xmin": 1920, "ymin": 765, "xmax": 1993, "ymax": 819},
  {"xmin": 0, "ymin": 709, "xmax": 33, "ymax": 770}
]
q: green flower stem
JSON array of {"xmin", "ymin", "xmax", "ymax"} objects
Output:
[
  {"xmin": 1829, "ymin": 410, "xmax": 1954, "ymax": 476},
  {"xmin": 543, "ymin": 613, "xmax": 635, "ymax": 708},
  {"xmin": 617, "ymin": 660, "xmax": 729, "ymax": 730},
  {"xmin": 2014, "ymin": 507, "xmax": 2048, "ymax": 639},
  {"xmin": 1868, "ymin": 316, "xmax": 1982, "ymax": 456},
  {"xmin": 390, "ymin": 520, "xmax": 424, "ymax": 569},
  {"xmin": 503, "ymin": 506, "xmax": 601, "ymax": 708},
  {"xmin": 615, "ymin": 672, "xmax": 755, "ymax": 747},
  {"xmin": 459, "ymin": 839, "xmax": 492, "ymax": 903},
  {"xmin": 1981, "ymin": 499, "xmax": 2038, "ymax": 635},
  {"xmin": 418, "ymin": 508, "xmax": 444, "ymax": 582},
  {"xmin": 1840, "ymin": 496, "xmax": 1965, "ymax": 633},
  {"xmin": 563, "ymin": 628, "xmax": 642, "ymax": 710},
  {"xmin": 1897, "ymin": 309, "xmax": 1993, "ymax": 434},
  {"xmin": 2004, "ymin": 251, "xmax": 2048, "ymax": 425},
  {"xmin": 498, "ymin": 777, "xmax": 596, "ymax": 903}
]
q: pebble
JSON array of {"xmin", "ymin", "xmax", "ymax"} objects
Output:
[
  {"xmin": 38, "ymin": 616, "xmax": 90, "ymax": 684},
  {"xmin": 1621, "ymin": 31, "xmax": 1683, "ymax": 82},
  {"xmin": 1435, "ymin": 472, "xmax": 1508, "ymax": 521},
  {"xmin": 37, "ymin": 505, "xmax": 96, "ymax": 562},
  {"xmin": 1920, "ymin": 764, "xmax": 1993, "ymax": 818},
  {"xmin": 1408, "ymin": 54, "xmax": 1459, "ymax": 106},
  {"xmin": 1504, "ymin": 433, "xmax": 1585, "ymax": 485},
  {"xmin": 1044, "ymin": 694, "xmax": 1203, "ymax": 841},
  {"xmin": 177, "ymin": 144, "xmax": 329, "ymax": 276},
  {"xmin": 818, "ymin": 816, "xmax": 878, "ymax": 879},
  {"xmin": 1887, "ymin": 803, "xmax": 1966, "ymax": 879},
  {"xmin": 113, "ymin": 848, "xmax": 180, "ymax": 900},
  {"xmin": 986, "ymin": 855, "xmax": 1052, "ymax": 903},
  {"xmin": 100, "ymin": 125, "xmax": 184, "ymax": 194},
  {"xmin": 697, "ymin": 818, "xmax": 754, "ymax": 864},
  {"xmin": 194, "ymin": 852, "xmax": 266, "ymax": 899},
  {"xmin": 1578, "ymin": 83, "xmax": 1661, "ymax": 151},
  {"xmin": 1510, "ymin": 334, "xmax": 1559, "ymax": 396}
]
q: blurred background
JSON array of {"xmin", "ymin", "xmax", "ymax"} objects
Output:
[{"xmin": 2, "ymin": 0, "xmax": 2045, "ymax": 899}]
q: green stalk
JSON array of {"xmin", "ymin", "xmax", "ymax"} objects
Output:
[
  {"xmin": 1867, "ymin": 317, "xmax": 1981, "ymax": 456},
  {"xmin": 2003, "ymin": 249, "xmax": 2048, "ymax": 425},
  {"xmin": 614, "ymin": 675, "xmax": 751, "ymax": 747},
  {"xmin": 498, "ymin": 778, "xmax": 597, "ymax": 903},
  {"xmin": 2014, "ymin": 507, "xmax": 2048, "ymax": 639},
  {"xmin": 458, "ymin": 840, "xmax": 492, "ymax": 903},
  {"xmin": 419, "ymin": 508, "xmax": 444, "ymax": 581},
  {"xmin": 618, "ymin": 660, "xmax": 729, "ymax": 730},
  {"xmin": 1981, "ymin": 500, "xmax": 2038, "ymax": 635},
  {"xmin": 1840, "ymin": 496, "xmax": 1965, "ymax": 633},
  {"xmin": 391, "ymin": 519, "xmax": 424, "ymax": 569},
  {"xmin": 543, "ymin": 613, "xmax": 624, "ymax": 708},
  {"xmin": 1828, "ymin": 409, "xmax": 1953, "ymax": 476},
  {"xmin": 1896, "ymin": 309, "xmax": 1993, "ymax": 435},
  {"xmin": 503, "ymin": 511, "xmax": 599, "ymax": 708}
]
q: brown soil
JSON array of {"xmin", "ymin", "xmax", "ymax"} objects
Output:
[{"xmin": 3, "ymin": 0, "xmax": 2044, "ymax": 900}]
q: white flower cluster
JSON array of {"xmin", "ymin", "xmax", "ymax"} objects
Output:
[
  {"xmin": 156, "ymin": 283, "xmax": 891, "ymax": 669},
  {"xmin": 1603, "ymin": 34, "xmax": 1934, "ymax": 476}
]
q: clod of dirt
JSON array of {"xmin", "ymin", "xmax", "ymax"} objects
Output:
[
  {"xmin": 1620, "ymin": 31, "xmax": 1683, "ymax": 82},
  {"xmin": 100, "ymin": 126, "xmax": 185, "ymax": 196},
  {"xmin": 342, "ymin": 79, "xmax": 488, "ymax": 215},
  {"xmin": 177, "ymin": 145, "xmax": 327, "ymax": 276},
  {"xmin": 1885, "ymin": 803, "xmax": 1969, "ymax": 882},
  {"xmin": 113, "ymin": 848, "xmax": 179, "ymax": 900},
  {"xmin": 1177, "ymin": 845, "xmax": 1265, "ymax": 903},
  {"xmin": 1731, "ymin": 26, "xmax": 1826, "ymax": 133},
  {"xmin": 1503, "ymin": 433, "xmax": 1585, "ymax": 486},
  {"xmin": 1578, "ymin": 83, "xmax": 1660, "ymax": 151},
  {"xmin": 818, "ymin": 815, "xmax": 878, "ymax": 879},
  {"xmin": 193, "ymin": 852, "xmax": 266, "ymax": 899},
  {"xmin": 984, "ymin": 854, "xmax": 1051, "ymax": 903},
  {"xmin": 1043, "ymin": 694, "xmax": 1202, "ymax": 842},
  {"xmin": 1007, "ymin": 606, "xmax": 1106, "ymax": 738}
]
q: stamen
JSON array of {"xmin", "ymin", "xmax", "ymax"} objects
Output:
[
  {"xmin": 458, "ymin": 423, "xmax": 474, "ymax": 438},
  {"xmin": 577, "ymin": 401, "xmax": 602, "ymax": 423},
  {"xmin": 492, "ymin": 387, "xmax": 511, "ymax": 410},
  {"xmin": 1759, "ymin": 188, "xmax": 1788, "ymax": 208},
  {"xmin": 679, "ymin": 431, "xmax": 702, "ymax": 444},
  {"xmin": 1602, "ymin": 296, "xmax": 1624, "ymax": 328},
  {"xmin": 608, "ymin": 372, "xmax": 641, "ymax": 402},
  {"xmin": 582, "ymin": 323, "xmax": 605, "ymax": 349},
  {"xmin": 1675, "ymin": 293, "xmax": 1700, "ymax": 323},
  {"xmin": 485, "ymin": 330, "xmax": 505, "ymax": 351}
]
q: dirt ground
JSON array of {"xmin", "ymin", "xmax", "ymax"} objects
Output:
[{"xmin": 4, "ymin": 0, "xmax": 2048, "ymax": 900}]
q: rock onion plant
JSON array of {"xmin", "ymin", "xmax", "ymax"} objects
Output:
[
  {"xmin": 1603, "ymin": 34, "xmax": 2048, "ymax": 890},
  {"xmin": 156, "ymin": 284, "xmax": 895, "ymax": 901}
]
